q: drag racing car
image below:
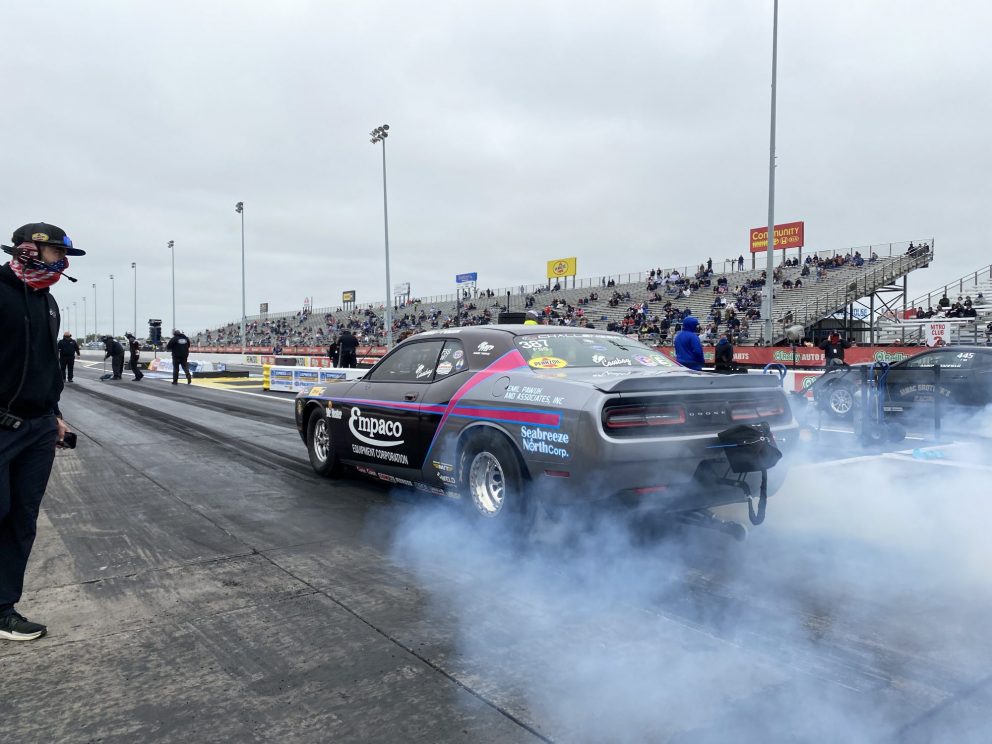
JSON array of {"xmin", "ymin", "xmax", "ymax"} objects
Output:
[
  {"xmin": 295, "ymin": 326, "xmax": 796, "ymax": 528},
  {"xmin": 811, "ymin": 346, "xmax": 992, "ymax": 419}
]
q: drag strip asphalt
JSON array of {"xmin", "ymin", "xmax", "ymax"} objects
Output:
[{"xmin": 2, "ymin": 368, "xmax": 991, "ymax": 742}]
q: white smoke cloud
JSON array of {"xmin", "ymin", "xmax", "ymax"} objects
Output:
[{"xmin": 383, "ymin": 421, "xmax": 992, "ymax": 742}]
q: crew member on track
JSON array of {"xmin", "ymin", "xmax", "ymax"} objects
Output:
[
  {"xmin": 674, "ymin": 316, "xmax": 705, "ymax": 371},
  {"xmin": 166, "ymin": 329, "xmax": 192, "ymax": 384},
  {"xmin": 125, "ymin": 333, "xmax": 143, "ymax": 381},
  {"xmin": 102, "ymin": 336, "xmax": 125, "ymax": 380},
  {"xmin": 819, "ymin": 332, "xmax": 853, "ymax": 367},
  {"xmin": 57, "ymin": 331, "xmax": 80, "ymax": 383},
  {"xmin": 338, "ymin": 329, "xmax": 358, "ymax": 368},
  {"xmin": 714, "ymin": 332, "xmax": 735, "ymax": 373},
  {"xmin": 0, "ymin": 221, "xmax": 81, "ymax": 641}
]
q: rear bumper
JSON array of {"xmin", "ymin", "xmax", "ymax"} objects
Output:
[{"xmin": 529, "ymin": 421, "xmax": 798, "ymax": 511}]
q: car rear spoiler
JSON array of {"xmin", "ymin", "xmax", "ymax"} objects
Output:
[{"xmin": 592, "ymin": 373, "xmax": 783, "ymax": 394}]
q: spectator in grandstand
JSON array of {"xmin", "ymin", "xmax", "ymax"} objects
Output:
[
  {"xmin": 714, "ymin": 333, "xmax": 735, "ymax": 373},
  {"xmin": 938, "ymin": 294, "xmax": 950, "ymax": 308},
  {"xmin": 737, "ymin": 255, "xmax": 745, "ymax": 271},
  {"xmin": 673, "ymin": 316, "xmax": 704, "ymax": 371},
  {"xmin": 819, "ymin": 332, "xmax": 853, "ymax": 367},
  {"xmin": 338, "ymin": 329, "xmax": 359, "ymax": 368},
  {"xmin": 977, "ymin": 292, "xmax": 986, "ymax": 305}
]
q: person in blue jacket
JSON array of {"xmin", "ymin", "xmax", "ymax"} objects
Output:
[{"xmin": 674, "ymin": 316, "xmax": 705, "ymax": 371}]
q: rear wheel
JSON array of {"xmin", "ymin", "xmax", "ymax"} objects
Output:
[
  {"xmin": 459, "ymin": 433, "xmax": 532, "ymax": 528},
  {"xmin": 822, "ymin": 382, "xmax": 855, "ymax": 418},
  {"xmin": 307, "ymin": 411, "xmax": 342, "ymax": 478}
]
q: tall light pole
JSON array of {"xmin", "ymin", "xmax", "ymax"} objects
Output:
[
  {"xmin": 370, "ymin": 124, "xmax": 393, "ymax": 348},
  {"xmin": 168, "ymin": 240, "xmax": 175, "ymax": 331},
  {"xmin": 83, "ymin": 296, "xmax": 88, "ymax": 341},
  {"xmin": 235, "ymin": 202, "xmax": 246, "ymax": 355},
  {"xmin": 92, "ymin": 283, "xmax": 97, "ymax": 338},
  {"xmin": 110, "ymin": 274, "xmax": 116, "ymax": 338},
  {"xmin": 763, "ymin": 0, "xmax": 780, "ymax": 346},
  {"xmin": 131, "ymin": 262, "xmax": 137, "ymax": 338},
  {"xmin": 73, "ymin": 302, "xmax": 78, "ymax": 338}
]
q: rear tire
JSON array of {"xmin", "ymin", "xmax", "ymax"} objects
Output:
[
  {"xmin": 307, "ymin": 411, "xmax": 342, "ymax": 478},
  {"xmin": 459, "ymin": 432, "xmax": 532, "ymax": 530},
  {"xmin": 821, "ymin": 382, "xmax": 855, "ymax": 419}
]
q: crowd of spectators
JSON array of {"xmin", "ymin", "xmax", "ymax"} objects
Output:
[
  {"xmin": 193, "ymin": 246, "xmax": 923, "ymax": 349},
  {"xmin": 910, "ymin": 293, "xmax": 983, "ymax": 320}
]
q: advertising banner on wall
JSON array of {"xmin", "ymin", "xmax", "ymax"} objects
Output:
[
  {"xmin": 546, "ymin": 257, "xmax": 577, "ymax": 279},
  {"xmin": 749, "ymin": 221, "xmax": 805, "ymax": 253}
]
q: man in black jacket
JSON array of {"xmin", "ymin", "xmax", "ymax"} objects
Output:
[
  {"xmin": 338, "ymin": 330, "xmax": 359, "ymax": 368},
  {"xmin": 0, "ymin": 222, "xmax": 82, "ymax": 641},
  {"xmin": 125, "ymin": 333, "xmax": 143, "ymax": 381},
  {"xmin": 57, "ymin": 331, "xmax": 81, "ymax": 382},
  {"xmin": 102, "ymin": 336, "xmax": 125, "ymax": 380},
  {"xmin": 166, "ymin": 329, "xmax": 192, "ymax": 384},
  {"xmin": 819, "ymin": 332, "xmax": 853, "ymax": 367}
]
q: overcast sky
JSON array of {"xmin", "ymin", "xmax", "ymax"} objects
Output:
[{"xmin": 4, "ymin": 1, "xmax": 990, "ymax": 335}]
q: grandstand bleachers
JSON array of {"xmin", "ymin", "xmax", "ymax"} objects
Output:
[
  {"xmin": 874, "ymin": 262, "xmax": 992, "ymax": 345},
  {"xmin": 194, "ymin": 240, "xmax": 936, "ymax": 349}
]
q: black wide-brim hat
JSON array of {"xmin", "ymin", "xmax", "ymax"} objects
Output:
[{"xmin": 12, "ymin": 222, "xmax": 85, "ymax": 256}]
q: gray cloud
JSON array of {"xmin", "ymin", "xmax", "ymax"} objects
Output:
[{"xmin": 3, "ymin": 1, "xmax": 989, "ymax": 333}]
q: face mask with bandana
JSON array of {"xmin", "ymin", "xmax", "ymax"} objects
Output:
[{"xmin": 8, "ymin": 242, "xmax": 68, "ymax": 289}]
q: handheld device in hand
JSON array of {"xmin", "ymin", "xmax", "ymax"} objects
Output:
[{"xmin": 58, "ymin": 432, "xmax": 77, "ymax": 449}]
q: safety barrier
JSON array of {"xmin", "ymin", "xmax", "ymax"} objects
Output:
[{"xmin": 263, "ymin": 365, "xmax": 366, "ymax": 393}]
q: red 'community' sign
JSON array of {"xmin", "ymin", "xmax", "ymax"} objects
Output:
[{"xmin": 750, "ymin": 221, "xmax": 804, "ymax": 253}]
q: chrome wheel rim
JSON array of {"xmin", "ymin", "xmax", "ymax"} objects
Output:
[
  {"xmin": 312, "ymin": 418, "xmax": 329, "ymax": 462},
  {"xmin": 830, "ymin": 387, "xmax": 853, "ymax": 415},
  {"xmin": 468, "ymin": 452, "xmax": 505, "ymax": 516}
]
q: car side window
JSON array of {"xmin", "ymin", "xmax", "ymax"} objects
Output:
[
  {"xmin": 435, "ymin": 340, "xmax": 468, "ymax": 378},
  {"xmin": 364, "ymin": 340, "xmax": 445, "ymax": 383},
  {"xmin": 902, "ymin": 353, "xmax": 941, "ymax": 369}
]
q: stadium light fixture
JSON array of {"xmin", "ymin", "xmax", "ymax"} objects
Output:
[
  {"xmin": 235, "ymin": 202, "xmax": 246, "ymax": 356},
  {"xmin": 167, "ymin": 240, "xmax": 175, "ymax": 331},
  {"xmin": 763, "ymin": 0, "xmax": 780, "ymax": 346},
  {"xmin": 131, "ymin": 262, "xmax": 137, "ymax": 340},
  {"xmin": 109, "ymin": 274, "xmax": 116, "ymax": 338},
  {"xmin": 369, "ymin": 123, "xmax": 393, "ymax": 348}
]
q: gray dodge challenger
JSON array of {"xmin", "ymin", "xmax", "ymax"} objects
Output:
[{"xmin": 295, "ymin": 325, "xmax": 795, "ymax": 528}]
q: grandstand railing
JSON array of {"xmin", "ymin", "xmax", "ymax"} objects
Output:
[
  {"xmin": 906, "ymin": 263, "xmax": 992, "ymax": 311},
  {"xmin": 775, "ymin": 247, "xmax": 934, "ymax": 332}
]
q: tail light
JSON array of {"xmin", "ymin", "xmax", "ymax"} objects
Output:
[
  {"xmin": 603, "ymin": 403, "xmax": 685, "ymax": 430},
  {"xmin": 730, "ymin": 399, "xmax": 786, "ymax": 422}
]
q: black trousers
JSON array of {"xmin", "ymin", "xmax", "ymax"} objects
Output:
[
  {"xmin": 340, "ymin": 352, "xmax": 357, "ymax": 368},
  {"xmin": 0, "ymin": 414, "xmax": 57, "ymax": 615},
  {"xmin": 111, "ymin": 353, "xmax": 124, "ymax": 379},
  {"xmin": 59, "ymin": 356, "xmax": 75, "ymax": 381},
  {"xmin": 129, "ymin": 357, "xmax": 143, "ymax": 380},
  {"xmin": 172, "ymin": 358, "xmax": 191, "ymax": 383}
]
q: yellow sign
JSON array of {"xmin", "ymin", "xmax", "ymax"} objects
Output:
[
  {"xmin": 546, "ymin": 257, "xmax": 577, "ymax": 279},
  {"xmin": 342, "ymin": 290, "xmax": 356, "ymax": 303},
  {"xmin": 528, "ymin": 356, "xmax": 568, "ymax": 369}
]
